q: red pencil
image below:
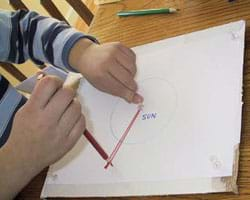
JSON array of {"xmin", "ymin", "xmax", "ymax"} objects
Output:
[
  {"xmin": 83, "ymin": 129, "xmax": 110, "ymax": 161},
  {"xmin": 62, "ymin": 72, "xmax": 111, "ymax": 164}
]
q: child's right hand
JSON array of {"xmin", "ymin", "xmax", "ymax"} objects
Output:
[
  {"xmin": 69, "ymin": 41, "xmax": 144, "ymax": 104},
  {"xmin": 1, "ymin": 75, "xmax": 85, "ymax": 195}
]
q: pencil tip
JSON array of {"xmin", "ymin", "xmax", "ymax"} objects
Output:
[{"xmin": 169, "ymin": 8, "xmax": 179, "ymax": 13}]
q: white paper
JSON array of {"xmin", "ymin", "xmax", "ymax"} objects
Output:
[{"xmin": 41, "ymin": 20, "xmax": 245, "ymax": 197}]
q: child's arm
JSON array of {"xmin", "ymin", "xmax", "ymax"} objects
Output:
[
  {"xmin": 0, "ymin": 9, "xmax": 143, "ymax": 103},
  {"xmin": 0, "ymin": 9, "xmax": 96, "ymax": 70}
]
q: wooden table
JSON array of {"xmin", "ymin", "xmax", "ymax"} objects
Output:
[{"xmin": 17, "ymin": 0, "xmax": 250, "ymax": 199}]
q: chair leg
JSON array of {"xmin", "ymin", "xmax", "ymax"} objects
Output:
[
  {"xmin": 66, "ymin": 0, "xmax": 94, "ymax": 26},
  {"xmin": 0, "ymin": 62, "xmax": 27, "ymax": 82},
  {"xmin": 40, "ymin": 0, "xmax": 69, "ymax": 24},
  {"xmin": 9, "ymin": 0, "xmax": 28, "ymax": 10}
]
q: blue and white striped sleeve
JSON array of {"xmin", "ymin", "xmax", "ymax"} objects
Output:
[
  {"xmin": 0, "ymin": 9, "xmax": 98, "ymax": 147},
  {"xmin": 0, "ymin": 9, "xmax": 98, "ymax": 71},
  {"xmin": 0, "ymin": 76, "xmax": 27, "ymax": 147}
]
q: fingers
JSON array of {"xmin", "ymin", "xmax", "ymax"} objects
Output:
[
  {"xmin": 116, "ymin": 42, "xmax": 136, "ymax": 62},
  {"xmin": 107, "ymin": 73, "xmax": 142, "ymax": 103},
  {"xmin": 116, "ymin": 51, "xmax": 137, "ymax": 76},
  {"xmin": 44, "ymin": 87, "xmax": 76, "ymax": 122},
  {"xmin": 113, "ymin": 43, "xmax": 143, "ymax": 103},
  {"xmin": 58, "ymin": 99, "xmax": 82, "ymax": 134},
  {"xmin": 115, "ymin": 43, "xmax": 137, "ymax": 76},
  {"xmin": 29, "ymin": 75, "xmax": 63, "ymax": 109},
  {"xmin": 109, "ymin": 45, "xmax": 143, "ymax": 103},
  {"xmin": 133, "ymin": 93, "xmax": 144, "ymax": 104},
  {"xmin": 109, "ymin": 62, "xmax": 137, "ymax": 92},
  {"xmin": 66, "ymin": 115, "xmax": 86, "ymax": 150}
]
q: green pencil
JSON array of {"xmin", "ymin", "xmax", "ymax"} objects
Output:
[{"xmin": 117, "ymin": 8, "xmax": 179, "ymax": 17}]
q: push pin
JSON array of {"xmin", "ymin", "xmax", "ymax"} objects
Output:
[{"xmin": 210, "ymin": 155, "xmax": 222, "ymax": 170}]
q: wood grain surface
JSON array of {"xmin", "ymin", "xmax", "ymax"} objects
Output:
[{"xmin": 17, "ymin": 0, "xmax": 250, "ymax": 199}]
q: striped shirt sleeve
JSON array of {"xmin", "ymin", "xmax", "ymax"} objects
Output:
[
  {"xmin": 0, "ymin": 76, "xmax": 27, "ymax": 147},
  {"xmin": 0, "ymin": 9, "xmax": 98, "ymax": 147},
  {"xmin": 0, "ymin": 9, "xmax": 98, "ymax": 71}
]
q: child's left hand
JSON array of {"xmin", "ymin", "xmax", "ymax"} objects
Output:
[{"xmin": 69, "ymin": 40, "xmax": 143, "ymax": 104}]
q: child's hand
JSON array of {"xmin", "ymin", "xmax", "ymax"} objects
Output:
[
  {"xmin": 69, "ymin": 40, "xmax": 143, "ymax": 104},
  {"xmin": 1, "ymin": 75, "xmax": 85, "ymax": 193}
]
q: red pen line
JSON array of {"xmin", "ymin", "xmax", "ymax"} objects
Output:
[{"xmin": 104, "ymin": 105, "xmax": 143, "ymax": 169}]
